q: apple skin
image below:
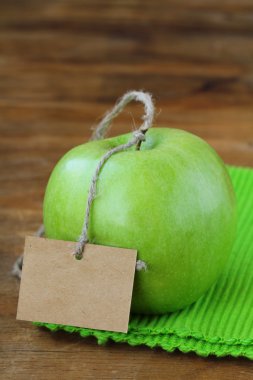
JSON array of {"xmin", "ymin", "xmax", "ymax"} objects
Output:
[{"xmin": 43, "ymin": 128, "xmax": 237, "ymax": 314}]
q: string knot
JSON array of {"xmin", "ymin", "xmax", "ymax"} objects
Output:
[
  {"xmin": 132, "ymin": 130, "xmax": 146, "ymax": 142},
  {"xmin": 136, "ymin": 260, "xmax": 148, "ymax": 271}
]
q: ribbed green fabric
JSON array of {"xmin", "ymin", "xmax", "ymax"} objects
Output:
[{"xmin": 35, "ymin": 166, "xmax": 253, "ymax": 359}]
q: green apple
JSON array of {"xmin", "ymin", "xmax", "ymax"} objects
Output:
[{"xmin": 43, "ymin": 128, "xmax": 237, "ymax": 314}]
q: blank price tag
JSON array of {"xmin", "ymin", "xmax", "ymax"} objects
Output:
[{"xmin": 17, "ymin": 236, "xmax": 137, "ymax": 333}]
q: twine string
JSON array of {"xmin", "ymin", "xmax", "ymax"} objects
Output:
[
  {"xmin": 74, "ymin": 91, "xmax": 154, "ymax": 270},
  {"xmin": 91, "ymin": 90, "xmax": 154, "ymax": 142},
  {"xmin": 12, "ymin": 224, "xmax": 45, "ymax": 278}
]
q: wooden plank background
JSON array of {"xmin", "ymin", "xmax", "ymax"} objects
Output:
[{"xmin": 0, "ymin": 1, "xmax": 253, "ymax": 379}]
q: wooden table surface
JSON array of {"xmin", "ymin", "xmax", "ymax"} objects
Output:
[{"xmin": 1, "ymin": 1, "xmax": 253, "ymax": 379}]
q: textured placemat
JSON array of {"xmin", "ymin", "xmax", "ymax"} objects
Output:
[{"xmin": 35, "ymin": 166, "xmax": 253, "ymax": 359}]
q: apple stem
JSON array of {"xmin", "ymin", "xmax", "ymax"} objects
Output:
[{"xmin": 136, "ymin": 130, "xmax": 148, "ymax": 150}]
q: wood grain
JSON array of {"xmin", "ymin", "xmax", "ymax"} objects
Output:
[{"xmin": 0, "ymin": 1, "xmax": 253, "ymax": 379}]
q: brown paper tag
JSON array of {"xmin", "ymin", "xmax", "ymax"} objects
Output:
[{"xmin": 17, "ymin": 236, "xmax": 137, "ymax": 333}]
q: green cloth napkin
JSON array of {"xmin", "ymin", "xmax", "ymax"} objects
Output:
[{"xmin": 36, "ymin": 166, "xmax": 253, "ymax": 359}]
